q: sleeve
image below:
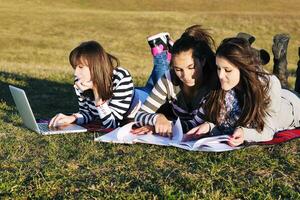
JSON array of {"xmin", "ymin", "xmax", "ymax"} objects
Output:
[
  {"xmin": 134, "ymin": 74, "xmax": 170, "ymax": 126},
  {"xmin": 242, "ymin": 75, "xmax": 282, "ymax": 142},
  {"xmin": 95, "ymin": 68, "xmax": 134, "ymax": 128},
  {"xmin": 181, "ymin": 106, "xmax": 206, "ymax": 133},
  {"xmin": 74, "ymin": 87, "xmax": 95, "ymax": 125}
]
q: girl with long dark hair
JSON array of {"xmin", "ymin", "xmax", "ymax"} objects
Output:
[{"xmin": 186, "ymin": 37, "xmax": 300, "ymax": 146}]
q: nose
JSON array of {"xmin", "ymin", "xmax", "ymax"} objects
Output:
[
  {"xmin": 74, "ymin": 67, "xmax": 79, "ymax": 78},
  {"xmin": 218, "ymin": 69, "xmax": 225, "ymax": 80},
  {"xmin": 181, "ymin": 70, "xmax": 192, "ymax": 81}
]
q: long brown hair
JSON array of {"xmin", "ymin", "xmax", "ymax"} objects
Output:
[
  {"xmin": 69, "ymin": 40, "xmax": 119, "ymax": 100},
  {"xmin": 170, "ymin": 25, "xmax": 218, "ymax": 89},
  {"xmin": 204, "ymin": 37, "xmax": 271, "ymax": 132}
]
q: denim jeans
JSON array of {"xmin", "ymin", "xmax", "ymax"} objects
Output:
[{"xmin": 134, "ymin": 51, "xmax": 169, "ymax": 103}]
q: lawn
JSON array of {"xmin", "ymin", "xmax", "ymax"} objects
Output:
[{"xmin": 0, "ymin": 0, "xmax": 299, "ymax": 198}]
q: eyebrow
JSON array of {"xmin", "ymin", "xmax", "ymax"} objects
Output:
[
  {"xmin": 173, "ymin": 63, "xmax": 194, "ymax": 69},
  {"xmin": 217, "ymin": 64, "xmax": 232, "ymax": 70}
]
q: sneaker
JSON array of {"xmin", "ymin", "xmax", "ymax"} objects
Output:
[
  {"xmin": 148, "ymin": 32, "xmax": 171, "ymax": 56},
  {"xmin": 148, "ymin": 32, "xmax": 170, "ymax": 48},
  {"xmin": 272, "ymin": 33, "xmax": 290, "ymax": 60}
]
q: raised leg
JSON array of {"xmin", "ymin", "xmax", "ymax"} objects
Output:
[
  {"xmin": 295, "ymin": 47, "xmax": 300, "ymax": 93},
  {"xmin": 272, "ymin": 33, "xmax": 290, "ymax": 88}
]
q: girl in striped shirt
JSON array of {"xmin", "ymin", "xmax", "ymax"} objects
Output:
[
  {"xmin": 49, "ymin": 41, "xmax": 134, "ymax": 128},
  {"xmin": 133, "ymin": 25, "xmax": 218, "ymax": 137}
]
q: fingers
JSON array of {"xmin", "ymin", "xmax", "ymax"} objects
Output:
[
  {"xmin": 228, "ymin": 137, "xmax": 242, "ymax": 147},
  {"xmin": 49, "ymin": 113, "xmax": 65, "ymax": 127},
  {"xmin": 131, "ymin": 126, "xmax": 154, "ymax": 135},
  {"xmin": 75, "ymin": 81, "xmax": 86, "ymax": 92},
  {"xmin": 186, "ymin": 126, "xmax": 199, "ymax": 135},
  {"xmin": 155, "ymin": 123, "xmax": 172, "ymax": 138},
  {"xmin": 228, "ymin": 129, "xmax": 244, "ymax": 147},
  {"xmin": 49, "ymin": 114, "xmax": 59, "ymax": 127},
  {"xmin": 74, "ymin": 79, "xmax": 93, "ymax": 91},
  {"xmin": 131, "ymin": 127, "xmax": 148, "ymax": 135},
  {"xmin": 186, "ymin": 125, "xmax": 206, "ymax": 136},
  {"xmin": 184, "ymin": 123, "xmax": 211, "ymax": 141}
]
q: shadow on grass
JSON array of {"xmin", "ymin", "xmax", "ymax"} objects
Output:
[{"xmin": 0, "ymin": 71, "xmax": 78, "ymax": 121}]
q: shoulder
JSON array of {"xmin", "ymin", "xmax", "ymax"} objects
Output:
[
  {"xmin": 268, "ymin": 75, "xmax": 281, "ymax": 91},
  {"xmin": 112, "ymin": 67, "xmax": 134, "ymax": 90},
  {"xmin": 113, "ymin": 67, "xmax": 132, "ymax": 78},
  {"xmin": 269, "ymin": 75, "xmax": 280, "ymax": 84}
]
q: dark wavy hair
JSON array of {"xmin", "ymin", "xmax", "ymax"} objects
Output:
[
  {"xmin": 69, "ymin": 40, "xmax": 119, "ymax": 100},
  {"xmin": 170, "ymin": 25, "xmax": 218, "ymax": 89},
  {"xmin": 203, "ymin": 37, "xmax": 271, "ymax": 132}
]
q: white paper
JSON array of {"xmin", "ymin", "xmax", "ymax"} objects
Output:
[
  {"xmin": 95, "ymin": 127, "xmax": 128, "ymax": 144},
  {"xmin": 94, "ymin": 118, "xmax": 241, "ymax": 152},
  {"xmin": 171, "ymin": 135, "xmax": 240, "ymax": 152},
  {"xmin": 171, "ymin": 117, "xmax": 183, "ymax": 142}
]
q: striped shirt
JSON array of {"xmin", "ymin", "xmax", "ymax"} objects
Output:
[
  {"xmin": 135, "ymin": 70, "xmax": 209, "ymax": 132},
  {"xmin": 74, "ymin": 67, "xmax": 134, "ymax": 128}
]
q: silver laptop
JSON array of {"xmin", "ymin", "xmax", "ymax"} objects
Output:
[{"xmin": 9, "ymin": 85, "xmax": 87, "ymax": 135}]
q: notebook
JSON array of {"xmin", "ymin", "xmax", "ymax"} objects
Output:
[
  {"xmin": 95, "ymin": 118, "xmax": 241, "ymax": 152},
  {"xmin": 9, "ymin": 85, "xmax": 87, "ymax": 135}
]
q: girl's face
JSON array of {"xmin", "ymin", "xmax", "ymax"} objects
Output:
[
  {"xmin": 216, "ymin": 56, "xmax": 240, "ymax": 91},
  {"xmin": 173, "ymin": 49, "xmax": 200, "ymax": 87},
  {"xmin": 74, "ymin": 58, "xmax": 92, "ymax": 82}
]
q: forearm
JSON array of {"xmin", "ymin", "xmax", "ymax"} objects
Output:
[
  {"xmin": 96, "ymin": 101, "xmax": 120, "ymax": 128},
  {"xmin": 135, "ymin": 111, "xmax": 158, "ymax": 126},
  {"xmin": 241, "ymin": 126, "xmax": 275, "ymax": 142}
]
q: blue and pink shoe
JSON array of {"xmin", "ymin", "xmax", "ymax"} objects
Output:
[{"xmin": 147, "ymin": 32, "xmax": 173, "ymax": 61}]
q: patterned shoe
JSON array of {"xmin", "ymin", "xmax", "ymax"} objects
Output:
[
  {"xmin": 148, "ymin": 32, "xmax": 170, "ymax": 56},
  {"xmin": 272, "ymin": 33, "xmax": 290, "ymax": 60}
]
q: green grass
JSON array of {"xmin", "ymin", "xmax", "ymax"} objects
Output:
[{"xmin": 0, "ymin": 0, "xmax": 300, "ymax": 198}]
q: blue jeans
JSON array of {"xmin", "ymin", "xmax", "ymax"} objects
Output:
[{"xmin": 134, "ymin": 51, "xmax": 169, "ymax": 103}]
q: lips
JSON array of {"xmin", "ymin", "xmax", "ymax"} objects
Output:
[
  {"xmin": 220, "ymin": 80, "xmax": 227, "ymax": 85},
  {"xmin": 183, "ymin": 80, "xmax": 194, "ymax": 84}
]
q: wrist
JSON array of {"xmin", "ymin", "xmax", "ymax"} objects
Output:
[
  {"xmin": 204, "ymin": 121, "xmax": 211, "ymax": 133},
  {"xmin": 155, "ymin": 114, "xmax": 164, "ymax": 123},
  {"xmin": 236, "ymin": 126, "xmax": 243, "ymax": 132},
  {"xmin": 95, "ymin": 99, "xmax": 106, "ymax": 107},
  {"xmin": 157, "ymin": 113, "xmax": 166, "ymax": 120},
  {"xmin": 71, "ymin": 113, "xmax": 78, "ymax": 123}
]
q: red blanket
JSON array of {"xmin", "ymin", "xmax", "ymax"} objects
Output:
[{"xmin": 258, "ymin": 128, "xmax": 300, "ymax": 145}]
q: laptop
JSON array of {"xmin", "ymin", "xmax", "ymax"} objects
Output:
[{"xmin": 9, "ymin": 85, "xmax": 87, "ymax": 135}]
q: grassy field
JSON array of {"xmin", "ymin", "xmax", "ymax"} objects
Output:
[{"xmin": 0, "ymin": 0, "xmax": 300, "ymax": 198}]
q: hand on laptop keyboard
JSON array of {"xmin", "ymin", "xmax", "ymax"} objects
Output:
[{"xmin": 49, "ymin": 113, "xmax": 77, "ymax": 127}]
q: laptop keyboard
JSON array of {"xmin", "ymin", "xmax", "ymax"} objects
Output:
[
  {"xmin": 38, "ymin": 123, "xmax": 50, "ymax": 132},
  {"xmin": 38, "ymin": 123, "xmax": 77, "ymax": 133}
]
